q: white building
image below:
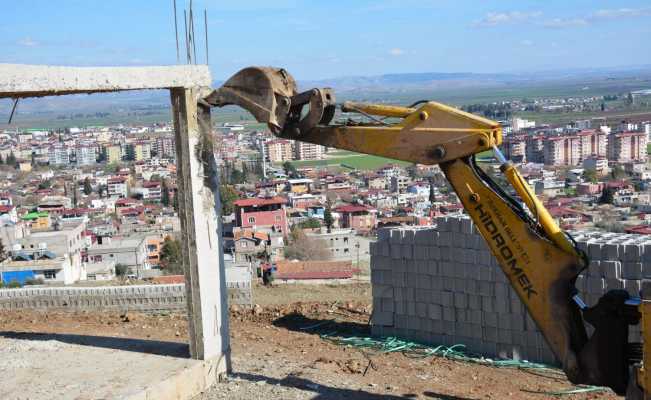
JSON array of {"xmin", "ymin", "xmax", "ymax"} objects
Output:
[{"xmin": 512, "ymin": 118, "xmax": 536, "ymax": 132}]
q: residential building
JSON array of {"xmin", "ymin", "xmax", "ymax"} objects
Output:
[
  {"xmin": 104, "ymin": 144, "xmax": 122, "ymax": 163},
  {"xmin": 305, "ymin": 228, "xmax": 371, "ymax": 262},
  {"xmin": 390, "ymin": 176, "xmax": 411, "ymax": 193},
  {"xmin": 48, "ymin": 145, "xmax": 70, "ymax": 166},
  {"xmin": 286, "ymin": 178, "xmax": 312, "ymax": 194},
  {"xmin": 107, "ymin": 176, "xmax": 129, "ymax": 198},
  {"xmin": 335, "ymin": 204, "xmax": 377, "ymax": 233},
  {"xmin": 86, "ymin": 234, "xmax": 150, "ymax": 276},
  {"xmin": 76, "ymin": 145, "xmax": 97, "ymax": 166},
  {"xmin": 607, "ymin": 131, "xmax": 648, "ymax": 163},
  {"xmin": 294, "ymin": 141, "xmax": 325, "ymax": 160},
  {"xmin": 502, "ymin": 135, "xmax": 526, "ymax": 163},
  {"xmin": 233, "ymin": 196, "xmax": 288, "ymax": 234},
  {"xmin": 512, "ymin": 118, "xmax": 535, "ymax": 132},
  {"xmin": 525, "ymin": 135, "xmax": 545, "ymax": 163},
  {"xmin": 266, "ymin": 140, "xmax": 293, "ymax": 163}
]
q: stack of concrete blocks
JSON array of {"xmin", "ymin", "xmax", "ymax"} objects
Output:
[{"xmin": 370, "ymin": 215, "xmax": 651, "ymax": 364}]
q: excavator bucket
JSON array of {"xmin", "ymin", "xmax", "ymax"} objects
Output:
[{"xmin": 202, "ymin": 66, "xmax": 298, "ymax": 133}]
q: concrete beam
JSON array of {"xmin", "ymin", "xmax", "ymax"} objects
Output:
[
  {"xmin": 0, "ymin": 64, "xmax": 212, "ymax": 98},
  {"xmin": 172, "ymin": 87, "xmax": 231, "ymax": 370}
]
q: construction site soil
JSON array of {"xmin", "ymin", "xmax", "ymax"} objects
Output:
[{"xmin": 0, "ymin": 283, "xmax": 619, "ymax": 399}]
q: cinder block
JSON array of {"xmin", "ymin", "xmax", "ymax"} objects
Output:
[
  {"xmin": 483, "ymin": 326, "xmax": 498, "ymax": 342},
  {"xmin": 435, "ymin": 217, "xmax": 449, "ymax": 232},
  {"xmin": 481, "ymin": 296, "xmax": 494, "ymax": 312},
  {"xmin": 479, "ymin": 281, "xmax": 494, "ymax": 297},
  {"xmin": 454, "ymin": 278, "xmax": 466, "ymax": 293},
  {"xmin": 461, "ymin": 218, "xmax": 474, "ymax": 234},
  {"xmin": 440, "ymin": 291, "xmax": 454, "ymax": 307},
  {"xmin": 495, "ymin": 296, "xmax": 509, "ymax": 313},
  {"xmin": 428, "ymin": 304, "xmax": 442, "ymax": 320},
  {"xmin": 483, "ymin": 311, "xmax": 498, "ymax": 327},
  {"xmin": 389, "ymin": 229, "xmax": 404, "ymax": 245},
  {"xmin": 624, "ymin": 279, "xmax": 641, "ymax": 297},
  {"xmin": 465, "ymin": 280, "xmax": 478, "ymax": 295},
  {"xmin": 443, "ymin": 307, "xmax": 456, "ymax": 322},
  {"xmin": 401, "ymin": 244, "xmax": 413, "ymax": 259},
  {"xmin": 603, "ymin": 243, "xmax": 619, "ymax": 261},
  {"xmin": 417, "ymin": 273, "xmax": 431, "ymax": 289},
  {"xmin": 498, "ymin": 329, "xmax": 513, "ymax": 344},
  {"xmin": 454, "ymin": 292, "xmax": 468, "ymax": 309},
  {"xmin": 440, "ymin": 246, "xmax": 451, "ymax": 261},
  {"xmin": 625, "ymin": 244, "xmax": 642, "ymax": 262},
  {"xmin": 372, "ymin": 311, "xmax": 394, "ymax": 326},
  {"xmin": 468, "ymin": 309, "xmax": 482, "ymax": 324},
  {"xmin": 415, "ymin": 289, "xmax": 430, "ymax": 303},
  {"xmin": 463, "ymin": 250, "xmax": 477, "ymax": 265},
  {"xmin": 456, "ymin": 309, "xmax": 467, "ymax": 323},
  {"xmin": 373, "ymin": 284, "xmax": 394, "ymax": 299},
  {"xmin": 381, "ymin": 298, "xmax": 395, "ymax": 313},
  {"xmin": 602, "ymin": 260, "xmax": 621, "ymax": 279},
  {"xmin": 605, "ymin": 278, "xmax": 624, "ymax": 290},
  {"xmin": 416, "ymin": 302, "xmax": 428, "ymax": 318},
  {"xmin": 587, "ymin": 277, "xmax": 605, "ymax": 294},
  {"xmin": 439, "ymin": 232, "xmax": 452, "ymax": 247},
  {"xmin": 448, "ymin": 218, "xmax": 460, "ymax": 233},
  {"xmin": 498, "ymin": 313, "xmax": 511, "ymax": 330},
  {"xmin": 428, "ymin": 246, "xmax": 441, "ymax": 260},
  {"xmin": 413, "ymin": 245, "xmax": 428, "ymax": 260},
  {"xmin": 623, "ymin": 262, "xmax": 643, "ymax": 280},
  {"xmin": 468, "ymin": 295, "xmax": 481, "ymax": 310},
  {"xmin": 479, "ymin": 265, "xmax": 494, "ymax": 281},
  {"xmin": 443, "ymin": 277, "xmax": 455, "ymax": 291},
  {"xmin": 464, "ymin": 264, "xmax": 480, "ymax": 279},
  {"xmin": 407, "ymin": 316, "xmax": 420, "ymax": 330},
  {"xmin": 587, "ymin": 242, "xmax": 602, "ymax": 260},
  {"xmin": 511, "ymin": 314, "xmax": 525, "ymax": 331}
]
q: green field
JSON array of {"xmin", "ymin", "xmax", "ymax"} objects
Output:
[{"xmin": 288, "ymin": 153, "xmax": 411, "ymax": 170}]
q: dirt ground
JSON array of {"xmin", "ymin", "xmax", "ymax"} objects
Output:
[{"xmin": 0, "ymin": 282, "xmax": 620, "ymax": 400}]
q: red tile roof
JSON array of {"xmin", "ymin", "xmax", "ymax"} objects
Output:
[
  {"xmin": 335, "ymin": 204, "xmax": 373, "ymax": 213},
  {"xmin": 234, "ymin": 196, "xmax": 287, "ymax": 207}
]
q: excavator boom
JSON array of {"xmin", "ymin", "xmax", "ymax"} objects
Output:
[{"xmin": 203, "ymin": 66, "xmax": 649, "ymax": 398}]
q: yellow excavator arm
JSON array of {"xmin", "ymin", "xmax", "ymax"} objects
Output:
[{"xmin": 204, "ymin": 66, "xmax": 648, "ymax": 398}]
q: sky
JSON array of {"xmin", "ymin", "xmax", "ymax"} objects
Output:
[{"xmin": 2, "ymin": 0, "xmax": 651, "ymax": 81}]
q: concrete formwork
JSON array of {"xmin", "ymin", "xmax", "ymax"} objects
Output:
[{"xmin": 0, "ymin": 64, "xmax": 230, "ymax": 372}]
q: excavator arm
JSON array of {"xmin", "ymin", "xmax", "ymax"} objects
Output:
[{"xmin": 204, "ymin": 66, "xmax": 647, "ymax": 397}]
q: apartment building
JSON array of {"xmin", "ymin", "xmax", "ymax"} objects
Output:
[
  {"xmin": 525, "ymin": 134, "xmax": 545, "ymax": 163},
  {"xmin": 75, "ymin": 145, "xmax": 97, "ymax": 166},
  {"xmin": 502, "ymin": 135, "xmax": 526, "ymax": 163},
  {"xmin": 607, "ymin": 131, "xmax": 648, "ymax": 163},
  {"xmin": 293, "ymin": 141, "xmax": 325, "ymax": 160},
  {"xmin": 107, "ymin": 176, "xmax": 129, "ymax": 198},
  {"xmin": 266, "ymin": 139, "xmax": 293, "ymax": 163},
  {"xmin": 48, "ymin": 145, "xmax": 70, "ymax": 166},
  {"xmin": 543, "ymin": 130, "xmax": 607, "ymax": 166}
]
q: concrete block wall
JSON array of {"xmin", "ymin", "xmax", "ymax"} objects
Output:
[
  {"xmin": 369, "ymin": 216, "xmax": 651, "ymax": 364},
  {"xmin": 0, "ymin": 284, "xmax": 187, "ymax": 312}
]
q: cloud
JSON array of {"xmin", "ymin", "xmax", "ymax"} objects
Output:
[
  {"xmin": 542, "ymin": 18, "xmax": 589, "ymax": 28},
  {"xmin": 520, "ymin": 40, "xmax": 534, "ymax": 46},
  {"xmin": 542, "ymin": 6, "xmax": 651, "ymax": 29},
  {"xmin": 591, "ymin": 7, "xmax": 651, "ymax": 19},
  {"xmin": 473, "ymin": 11, "xmax": 542, "ymax": 27},
  {"xmin": 388, "ymin": 48, "xmax": 405, "ymax": 56},
  {"xmin": 17, "ymin": 37, "xmax": 39, "ymax": 47}
]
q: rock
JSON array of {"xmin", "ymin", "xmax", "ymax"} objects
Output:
[{"xmin": 253, "ymin": 304, "xmax": 263, "ymax": 315}]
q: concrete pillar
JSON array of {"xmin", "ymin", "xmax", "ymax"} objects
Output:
[{"xmin": 171, "ymin": 87, "xmax": 231, "ymax": 372}]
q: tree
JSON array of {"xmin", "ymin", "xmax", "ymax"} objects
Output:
[
  {"xmin": 219, "ymin": 185, "xmax": 239, "ymax": 215},
  {"xmin": 31, "ymin": 152, "xmax": 37, "ymax": 166},
  {"xmin": 83, "ymin": 177, "xmax": 92, "ymax": 196},
  {"xmin": 323, "ymin": 207, "xmax": 334, "ymax": 233},
  {"xmin": 298, "ymin": 218, "xmax": 321, "ymax": 229},
  {"xmin": 172, "ymin": 191, "xmax": 179, "ymax": 212},
  {"xmin": 6, "ymin": 152, "xmax": 16, "ymax": 166},
  {"xmin": 72, "ymin": 182, "xmax": 78, "ymax": 207},
  {"xmin": 600, "ymin": 187, "xmax": 615, "ymax": 204},
  {"xmin": 115, "ymin": 263, "xmax": 129, "ymax": 277},
  {"xmin": 582, "ymin": 168, "xmax": 598, "ymax": 184},
  {"xmin": 0, "ymin": 237, "xmax": 7, "ymax": 263},
  {"xmin": 161, "ymin": 179, "xmax": 170, "ymax": 207},
  {"xmin": 611, "ymin": 165, "xmax": 627, "ymax": 180},
  {"xmin": 160, "ymin": 237, "xmax": 183, "ymax": 274},
  {"xmin": 282, "ymin": 161, "xmax": 298, "ymax": 178},
  {"xmin": 284, "ymin": 227, "xmax": 331, "ymax": 261}
]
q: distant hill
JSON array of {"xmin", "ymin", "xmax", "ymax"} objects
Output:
[{"xmin": 2, "ymin": 65, "xmax": 651, "ymax": 119}]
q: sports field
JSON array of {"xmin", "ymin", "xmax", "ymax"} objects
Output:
[{"xmin": 289, "ymin": 152, "xmax": 411, "ymax": 170}]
